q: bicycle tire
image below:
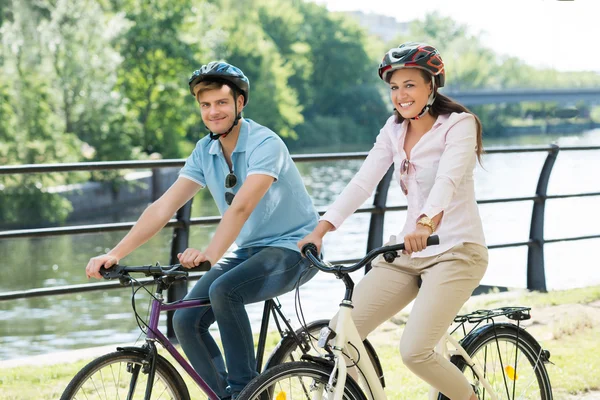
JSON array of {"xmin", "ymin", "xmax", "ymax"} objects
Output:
[
  {"xmin": 238, "ymin": 361, "xmax": 367, "ymax": 400},
  {"xmin": 60, "ymin": 349, "xmax": 191, "ymax": 400},
  {"xmin": 265, "ymin": 319, "xmax": 386, "ymax": 388},
  {"xmin": 438, "ymin": 324, "xmax": 552, "ymax": 400}
]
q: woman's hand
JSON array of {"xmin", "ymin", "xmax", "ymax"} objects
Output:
[
  {"xmin": 403, "ymin": 224, "xmax": 433, "ymax": 254},
  {"xmin": 297, "ymin": 221, "xmax": 334, "ymax": 255},
  {"xmin": 177, "ymin": 248, "xmax": 211, "ymax": 269},
  {"xmin": 297, "ymin": 232, "xmax": 324, "ymax": 255}
]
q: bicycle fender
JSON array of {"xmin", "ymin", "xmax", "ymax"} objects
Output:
[
  {"xmin": 300, "ymin": 354, "xmax": 335, "ymax": 367},
  {"xmin": 116, "ymin": 346, "xmax": 149, "ymax": 355},
  {"xmin": 363, "ymin": 339, "xmax": 386, "ymax": 388},
  {"xmin": 116, "ymin": 347, "xmax": 188, "ymax": 382}
]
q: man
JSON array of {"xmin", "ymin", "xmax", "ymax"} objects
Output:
[{"xmin": 85, "ymin": 61, "xmax": 319, "ymax": 399}]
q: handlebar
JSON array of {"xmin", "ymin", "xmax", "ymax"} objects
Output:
[
  {"xmin": 301, "ymin": 235, "xmax": 439, "ymax": 274},
  {"xmin": 99, "ymin": 261, "xmax": 211, "ymax": 281}
]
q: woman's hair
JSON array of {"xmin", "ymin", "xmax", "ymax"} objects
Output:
[{"xmin": 391, "ymin": 70, "xmax": 484, "ymax": 164}]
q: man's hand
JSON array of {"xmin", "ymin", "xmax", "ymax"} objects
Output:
[
  {"xmin": 403, "ymin": 224, "xmax": 433, "ymax": 255},
  {"xmin": 86, "ymin": 254, "xmax": 119, "ymax": 279},
  {"xmin": 178, "ymin": 248, "xmax": 211, "ymax": 269}
]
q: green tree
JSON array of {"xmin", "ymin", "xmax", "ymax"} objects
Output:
[
  {"xmin": 39, "ymin": 0, "xmax": 140, "ymax": 163},
  {"xmin": 115, "ymin": 0, "xmax": 199, "ymax": 157},
  {"xmin": 0, "ymin": 0, "xmax": 83, "ymax": 226},
  {"xmin": 199, "ymin": 0, "xmax": 305, "ymax": 139},
  {"xmin": 283, "ymin": 1, "xmax": 388, "ymax": 150}
]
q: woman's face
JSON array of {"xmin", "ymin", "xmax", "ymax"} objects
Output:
[{"xmin": 388, "ymin": 68, "xmax": 432, "ymax": 119}]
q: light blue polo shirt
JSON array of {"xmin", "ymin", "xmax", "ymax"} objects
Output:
[{"xmin": 179, "ymin": 119, "xmax": 319, "ymax": 253}]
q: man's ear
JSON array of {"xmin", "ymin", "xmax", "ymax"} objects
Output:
[{"xmin": 237, "ymin": 94, "xmax": 245, "ymax": 112}]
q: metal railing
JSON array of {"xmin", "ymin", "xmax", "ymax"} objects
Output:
[{"xmin": 1, "ymin": 145, "xmax": 600, "ymax": 335}]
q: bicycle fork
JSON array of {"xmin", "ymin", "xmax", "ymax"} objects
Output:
[{"xmin": 121, "ymin": 342, "xmax": 159, "ymax": 400}]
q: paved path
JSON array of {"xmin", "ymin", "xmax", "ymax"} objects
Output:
[{"xmin": 0, "ymin": 342, "xmax": 129, "ymax": 368}]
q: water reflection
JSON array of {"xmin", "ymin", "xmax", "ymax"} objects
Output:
[{"xmin": 1, "ymin": 131, "xmax": 599, "ymax": 360}]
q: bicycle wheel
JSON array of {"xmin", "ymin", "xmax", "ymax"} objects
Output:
[
  {"xmin": 60, "ymin": 349, "xmax": 191, "ymax": 400},
  {"xmin": 238, "ymin": 361, "xmax": 367, "ymax": 400},
  {"xmin": 265, "ymin": 319, "xmax": 386, "ymax": 388},
  {"xmin": 440, "ymin": 325, "xmax": 552, "ymax": 400}
]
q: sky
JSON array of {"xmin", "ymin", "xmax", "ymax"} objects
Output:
[{"xmin": 312, "ymin": 0, "xmax": 598, "ymax": 72}]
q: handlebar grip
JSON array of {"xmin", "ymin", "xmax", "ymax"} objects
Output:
[
  {"xmin": 187, "ymin": 260, "xmax": 212, "ymax": 272},
  {"xmin": 99, "ymin": 265, "xmax": 123, "ymax": 280},
  {"xmin": 301, "ymin": 243, "xmax": 318, "ymax": 257},
  {"xmin": 427, "ymin": 235, "xmax": 440, "ymax": 246}
]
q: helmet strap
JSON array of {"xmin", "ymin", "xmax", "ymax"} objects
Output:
[
  {"xmin": 208, "ymin": 101, "xmax": 242, "ymax": 140},
  {"xmin": 410, "ymin": 79, "xmax": 436, "ymax": 121}
]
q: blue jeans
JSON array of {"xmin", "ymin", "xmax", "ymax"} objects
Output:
[{"xmin": 172, "ymin": 246, "xmax": 317, "ymax": 398}]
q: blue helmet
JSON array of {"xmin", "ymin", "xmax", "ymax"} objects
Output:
[{"xmin": 188, "ymin": 61, "xmax": 250, "ymax": 105}]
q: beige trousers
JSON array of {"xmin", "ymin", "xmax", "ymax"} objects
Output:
[{"xmin": 330, "ymin": 242, "xmax": 488, "ymax": 400}]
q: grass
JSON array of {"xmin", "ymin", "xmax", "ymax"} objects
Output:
[{"xmin": 1, "ymin": 286, "xmax": 600, "ymax": 399}]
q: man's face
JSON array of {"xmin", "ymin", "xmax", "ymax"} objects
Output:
[{"xmin": 194, "ymin": 85, "xmax": 244, "ymax": 134}]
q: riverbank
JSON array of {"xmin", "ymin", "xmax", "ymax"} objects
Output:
[{"xmin": 1, "ymin": 286, "xmax": 599, "ymax": 399}]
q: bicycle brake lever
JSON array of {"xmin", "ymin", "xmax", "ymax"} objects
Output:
[{"xmin": 383, "ymin": 251, "xmax": 398, "ymax": 263}]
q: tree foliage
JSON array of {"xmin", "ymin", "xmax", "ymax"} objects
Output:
[{"xmin": 1, "ymin": 2, "xmax": 598, "ymax": 226}]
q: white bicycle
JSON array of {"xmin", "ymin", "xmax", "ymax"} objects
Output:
[{"xmin": 237, "ymin": 236, "xmax": 553, "ymax": 400}]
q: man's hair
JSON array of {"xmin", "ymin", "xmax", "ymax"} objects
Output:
[{"xmin": 194, "ymin": 80, "xmax": 241, "ymax": 102}]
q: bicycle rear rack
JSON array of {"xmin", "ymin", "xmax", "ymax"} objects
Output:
[{"xmin": 454, "ymin": 306, "xmax": 531, "ymax": 323}]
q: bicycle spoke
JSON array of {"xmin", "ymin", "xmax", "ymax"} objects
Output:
[
  {"xmin": 110, "ymin": 363, "xmax": 122, "ymax": 400},
  {"xmin": 466, "ymin": 335, "xmax": 549, "ymax": 400},
  {"xmin": 61, "ymin": 352, "xmax": 187, "ymax": 400},
  {"xmin": 238, "ymin": 362, "xmax": 364, "ymax": 400}
]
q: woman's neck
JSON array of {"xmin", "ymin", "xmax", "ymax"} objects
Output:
[{"xmin": 407, "ymin": 113, "xmax": 436, "ymax": 135}]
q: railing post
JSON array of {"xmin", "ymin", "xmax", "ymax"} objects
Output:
[
  {"xmin": 365, "ymin": 166, "xmax": 394, "ymax": 273},
  {"xmin": 166, "ymin": 199, "xmax": 193, "ymax": 339},
  {"xmin": 527, "ymin": 144, "xmax": 559, "ymax": 292},
  {"xmin": 151, "ymin": 168, "xmax": 160, "ymax": 202}
]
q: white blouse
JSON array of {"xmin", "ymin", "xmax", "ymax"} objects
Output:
[{"xmin": 322, "ymin": 112, "xmax": 486, "ymax": 258}]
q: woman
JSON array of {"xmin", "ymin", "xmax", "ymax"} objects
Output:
[{"xmin": 299, "ymin": 42, "xmax": 487, "ymax": 400}]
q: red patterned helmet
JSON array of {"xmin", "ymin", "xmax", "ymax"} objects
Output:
[{"xmin": 378, "ymin": 42, "xmax": 445, "ymax": 88}]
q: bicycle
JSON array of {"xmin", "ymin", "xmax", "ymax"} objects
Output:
[
  {"xmin": 60, "ymin": 262, "xmax": 383, "ymax": 400},
  {"xmin": 237, "ymin": 236, "xmax": 553, "ymax": 400}
]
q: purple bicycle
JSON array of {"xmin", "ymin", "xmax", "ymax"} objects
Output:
[{"xmin": 59, "ymin": 263, "xmax": 383, "ymax": 400}]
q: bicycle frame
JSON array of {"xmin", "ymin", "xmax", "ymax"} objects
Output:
[
  {"xmin": 330, "ymin": 312, "xmax": 500, "ymax": 400},
  {"xmin": 330, "ymin": 301, "xmax": 386, "ymax": 400},
  {"xmin": 146, "ymin": 294, "xmax": 220, "ymax": 400},
  {"xmin": 300, "ymin": 239, "xmax": 546, "ymax": 400},
  {"xmin": 139, "ymin": 288, "xmax": 300, "ymax": 400}
]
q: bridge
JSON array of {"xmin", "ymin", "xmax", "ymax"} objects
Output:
[{"xmin": 443, "ymin": 88, "xmax": 600, "ymax": 106}]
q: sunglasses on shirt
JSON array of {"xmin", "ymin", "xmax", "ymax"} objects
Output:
[
  {"xmin": 400, "ymin": 158, "xmax": 410, "ymax": 195},
  {"xmin": 225, "ymin": 172, "xmax": 237, "ymax": 205}
]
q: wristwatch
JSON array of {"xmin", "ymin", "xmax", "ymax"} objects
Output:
[{"xmin": 417, "ymin": 216, "xmax": 436, "ymax": 233}]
